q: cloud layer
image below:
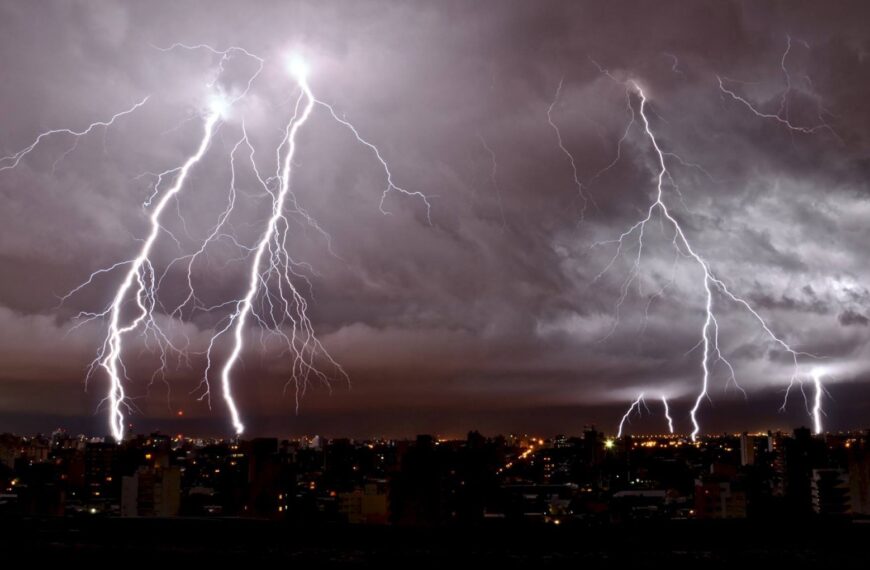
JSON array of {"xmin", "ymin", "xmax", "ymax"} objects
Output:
[{"xmin": 1, "ymin": 1, "xmax": 869, "ymax": 436}]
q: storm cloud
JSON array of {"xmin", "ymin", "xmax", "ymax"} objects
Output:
[{"xmin": 1, "ymin": 0, "xmax": 869, "ymax": 437}]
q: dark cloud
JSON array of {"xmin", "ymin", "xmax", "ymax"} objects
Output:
[
  {"xmin": 839, "ymin": 309, "xmax": 869, "ymax": 327},
  {"xmin": 1, "ymin": 1, "xmax": 870, "ymax": 437}
]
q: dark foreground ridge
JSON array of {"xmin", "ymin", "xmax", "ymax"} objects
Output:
[{"xmin": 2, "ymin": 517, "xmax": 869, "ymax": 566}]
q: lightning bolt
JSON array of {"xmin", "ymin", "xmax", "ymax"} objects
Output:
[
  {"xmin": 717, "ymin": 36, "xmax": 838, "ymax": 139},
  {"xmin": 58, "ymin": 47, "xmax": 431, "ymax": 439},
  {"xmin": 617, "ymin": 392, "xmax": 647, "ymax": 438},
  {"xmin": 313, "ymin": 98, "xmax": 433, "ymax": 224},
  {"xmin": 547, "ymin": 78, "xmax": 591, "ymax": 219},
  {"xmin": 0, "ymin": 97, "xmax": 149, "ymax": 174},
  {"xmin": 108, "ymin": 108, "xmax": 221, "ymax": 441},
  {"xmin": 661, "ymin": 396, "xmax": 674, "ymax": 434},
  {"xmin": 477, "ymin": 132, "xmax": 507, "ymax": 230},
  {"xmin": 55, "ymin": 44, "xmax": 264, "ymax": 441},
  {"xmin": 215, "ymin": 58, "xmax": 324, "ymax": 435},
  {"xmin": 585, "ymin": 59, "xmax": 818, "ymax": 441},
  {"xmin": 209, "ymin": 55, "xmax": 432, "ymax": 435},
  {"xmin": 92, "ymin": 104, "xmax": 222, "ymax": 441},
  {"xmin": 153, "ymin": 43, "xmax": 264, "ymax": 107},
  {"xmin": 617, "ymin": 393, "xmax": 675, "ymax": 437},
  {"xmin": 811, "ymin": 368, "xmax": 824, "ymax": 435}
]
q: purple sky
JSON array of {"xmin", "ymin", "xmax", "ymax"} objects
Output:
[{"xmin": 1, "ymin": 1, "xmax": 869, "ymax": 438}]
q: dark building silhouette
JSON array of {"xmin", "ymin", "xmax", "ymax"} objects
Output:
[
  {"xmin": 783, "ymin": 427, "xmax": 825, "ymax": 515},
  {"xmin": 390, "ymin": 435, "xmax": 448, "ymax": 525},
  {"xmin": 811, "ymin": 468, "xmax": 851, "ymax": 515}
]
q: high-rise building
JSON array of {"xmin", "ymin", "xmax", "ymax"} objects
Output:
[
  {"xmin": 811, "ymin": 468, "xmax": 851, "ymax": 515},
  {"xmin": 0, "ymin": 434, "xmax": 18, "ymax": 469},
  {"xmin": 694, "ymin": 477, "xmax": 747, "ymax": 519},
  {"xmin": 740, "ymin": 433, "xmax": 755, "ymax": 466},
  {"xmin": 245, "ymin": 438, "xmax": 282, "ymax": 518},
  {"xmin": 847, "ymin": 441, "xmax": 870, "ymax": 515},
  {"xmin": 121, "ymin": 465, "xmax": 181, "ymax": 517},
  {"xmin": 339, "ymin": 479, "xmax": 389, "ymax": 524}
]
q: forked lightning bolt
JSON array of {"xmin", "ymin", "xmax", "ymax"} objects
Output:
[
  {"xmin": 661, "ymin": 396, "xmax": 674, "ymax": 434},
  {"xmin": 57, "ymin": 44, "xmax": 261, "ymax": 441},
  {"xmin": 100, "ymin": 107, "xmax": 222, "ymax": 441},
  {"xmin": 547, "ymin": 78, "xmax": 591, "ymax": 219},
  {"xmin": 216, "ymin": 58, "xmax": 325, "ymax": 435},
  {"xmin": 617, "ymin": 393, "xmax": 646, "ymax": 438},
  {"xmin": 617, "ymin": 393, "xmax": 674, "ymax": 437},
  {"xmin": 9, "ymin": 35, "xmax": 835, "ymax": 441},
  {"xmin": 209, "ymin": 56, "xmax": 431, "ymax": 435},
  {"xmin": 0, "ymin": 97, "xmax": 149, "ymax": 173},
  {"xmin": 716, "ymin": 36, "xmax": 837, "ymax": 138},
  {"xmin": 587, "ymin": 63, "xmax": 820, "ymax": 440},
  {"xmin": 55, "ymin": 47, "xmax": 429, "ymax": 440},
  {"xmin": 29, "ymin": 43, "xmax": 431, "ymax": 441}
]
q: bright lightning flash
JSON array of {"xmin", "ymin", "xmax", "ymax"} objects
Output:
[
  {"xmin": 589, "ymin": 67, "xmax": 819, "ymax": 441},
  {"xmin": 99, "ymin": 109, "xmax": 221, "ymax": 441},
  {"xmin": 811, "ymin": 368, "xmax": 824, "ymax": 435},
  {"xmin": 57, "ymin": 48, "xmax": 430, "ymax": 440},
  {"xmin": 216, "ymin": 56, "xmax": 322, "ymax": 435},
  {"xmin": 661, "ymin": 396, "xmax": 674, "ymax": 434},
  {"xmin": 617, "ymin": 392, "xmax": 646, "ymax": 438},
  {"xmin": 616, "ymin": 393, "xmax": 674, "ymax": 437},
  {"xmin": 209, "ymin": 55, "xmax": 431, "ymax": 435}
]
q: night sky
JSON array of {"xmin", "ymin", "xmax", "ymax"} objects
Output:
[{"xmin": 1, "ymin": 1, "xmax": 869, "ymax": 438}]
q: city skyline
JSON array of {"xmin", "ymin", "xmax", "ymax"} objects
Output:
[
  {"xmin": 3, "ymin": 426, "xmax": 866, "ymax": 444},
  {"xmin": 1, "ymin": 412, "xmax": 864, "ymax": 442},
  {"xmin": 3, "ymin": 425, "xmax": 868, "ymax": 524}
]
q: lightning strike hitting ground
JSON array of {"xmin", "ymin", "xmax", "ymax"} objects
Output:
[
  {"xmin": 586, "ymin": 61, "xmax": 820, "ymax": 440},
  {"xmin": 215, "ymin": 58, "xmax": 326, "ymax": 435},
  {"xmin": 56, "ymin": 47, "xmax": 430, "ymax": 440},
  {"xmin": 617, "ymin": 392, "xmax": 646, "ymax": 438},
  {"xmin": 207, "ymin": 55, "xmax": 432, "ymax": 435},
  {"xmin": 661, "ymin": 396, "xmax": 674, "ymax": 434},
  {"xmin": 811, "ymin": 369, "xmax": 824, "ymax": 435},
  {"xmin": 617, "ymin": 393, "xmax": 675, "ymax": 437}
]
